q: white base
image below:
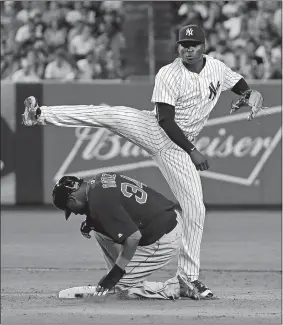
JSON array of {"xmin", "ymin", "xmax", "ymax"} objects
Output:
[{"xmin": 58, "ymin": 286, "xmax": 97, "ymax": 299}]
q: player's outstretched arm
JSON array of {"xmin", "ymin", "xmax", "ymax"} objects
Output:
[
  {"xmin": 156, "ymin": 103, "xmax": 209, "ymax": 171},
  {"xmin": 231, "ymin": 78, "xmax": 250, "ymax": 96}
]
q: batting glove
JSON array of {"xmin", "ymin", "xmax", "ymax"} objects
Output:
[
  {"xmin": 94, "ymin": 264, "xmax": 126, "ymax": 296},
  {"xmin": 80, "ymin": 220, "xmax": 93, "ymax": 239}
]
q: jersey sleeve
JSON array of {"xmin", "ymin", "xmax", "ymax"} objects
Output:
[
  {"xmin": 222, "ymin": 64, "xmax": 243, "ymax": 92},
  {"xmin": 90, "ymin": 187, "xmax": 138, "ymax": 244},
  {"xmin": 151, "ymin": 67, "xmax": 180, "ymax": 106}
]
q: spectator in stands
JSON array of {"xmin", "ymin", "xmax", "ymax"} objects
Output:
[
  {"xmin": 101, "ymin": 1, "xmax": 123, "ymax": 13},
  {"xmin": 44, "ymin": 47, "xmax": 76, "ymax": 81},
  {"xmin": 205, "ymin": 31, "xmax": 218, "ymax": 54},
  {"xmin": 207, "ymin": 40, "xmax": 236, "ymax": 69},
  {"xmin": 16, "ymin": 1, "xmax": 32, "ymax": 24},
  {"xmin": 235, "ymin": 39, "xmax": 259, "ymax": 79},
  {"xmin": 1, "ymin": 37, "xmax": 11, "ymax": 78},
  {"xmin": 249, "ymin": 56, "xmax": 267, "ymax": 80},
  {"xmin": 15, "ymin": 16, "xmax": 36, "ymax": 45},
  {"xmin": 67, "ymin": 17, "xmax": 85, "ymax": 44},
  {"xmin": 97, "ymin": 10, "xmax": 125, "ymax": 65},
  {"xmin": 177, "ymin": 2, "xmax": 204, "ymax": 28},
  {"xmin": 10, "ymin": 53, "xmax": 40, "ymax": 82},
  {"xmin": 273, "ymin": 5, "xmax": 281, "ymax": 37},
  {"xmin": 42, "ymin": 1, "xmax": 65, "ymax": 25},
  {"xmin": 102, "ymin": 49, "xmax": 116, "ymax": 79},
  {"xmin": 81, "ymin": 0, "xmax": 97, "ymax": 24},
  {"xmin": 97, "ymin": 46, "xmax": 123, "ymax": 79},
  {"xmin": 107, "ymin": 29, "xmax": 125, "ymax": 78},
  {"xmin": 26, "ymin": 49, "xmax": 45, "ymax": 78},
  {"xmin": 269, "ymin": 46, "xmax": 282, "ymax": 79},
  {"xmin": 30, "ymin": 9, "xmax": 46, "ymax": 40},
  {"xmin": 66, "ymin": 2, "xmax": 84, "ymax": 26},
  {"xmin": 44, "ymin": 18, "xmax": 67, "ymax": 50},
  {"xmin": 203, "ymin": 2, "xmax": 222, "ymax": 31},
  {"xmin": 1, "ymin": 24, "xmax": 12, "ymax": 57},
  {"xmin": 77, "ymin": 50, "xmax": 102, "ymax": 80},
  {"xmin": 214, "ymin": 22, "xmax": 229, "ymax": 42},
  {"xmin": 69, "ymin": 24, "xmax": 96, "ymax": 61},
  {"xmin": 222, "ymin": 2, "xmax": 243, "ymax": 40},
  {"xmin": 1, "ymin": 1, "xmax": 16, "ymax": 26},
  {"xmin": 15, "ymin": 9, "xmax": 46, "ymax": 48}
]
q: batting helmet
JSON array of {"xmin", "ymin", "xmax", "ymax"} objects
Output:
[{"xmin": 52, "ymin": 175, "xmax": 84, "ymax": 220}]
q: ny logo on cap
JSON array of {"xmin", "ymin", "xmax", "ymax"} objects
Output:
[{"xmin": 186, "ymin": 28, "xmax": 193, "ymax": 36}]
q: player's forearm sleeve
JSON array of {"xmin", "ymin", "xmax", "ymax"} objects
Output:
[
  {"xmin": 231, "ymin": 78, "xmax": 250, "ymax": 95},
  {"xmin": 116, "ymin": 232, "xmax": 141, "ymax": 270},
  {"xmin": 160, "ymin": 119, "xmax": 196, "ymax": 153},
  {"xmin": 156, "ymin": 103, "xmax": 195, "ymax": 153}
]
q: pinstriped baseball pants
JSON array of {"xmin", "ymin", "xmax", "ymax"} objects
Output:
[{"xmin": 40, "ymin": 104, "xmax": 206, "ymax": 282}]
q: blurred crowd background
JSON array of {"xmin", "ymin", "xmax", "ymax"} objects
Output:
[
  {"xmin": 173, "ymin": 1, "xmax": 282, "ymax": 79},
  {"xmin": 1, "ymin": 0, "xmax": 125, "ymax": 81},
  {"xmin": 1, "ymin": 0, "xmax": 282, "ymax": 82}
]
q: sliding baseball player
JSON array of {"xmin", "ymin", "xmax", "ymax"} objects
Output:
[{"xmin": 53, "ymin": 172, "xmax": 201, "ymax": 300}]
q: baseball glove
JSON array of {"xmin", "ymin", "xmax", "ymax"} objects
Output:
[{"xmin": 230, "ymin": 89, "xmax": 263, "ymax": 121}]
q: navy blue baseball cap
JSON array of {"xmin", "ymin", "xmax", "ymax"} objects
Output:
[
  {"xmin": 177, "ymin": 25, "xmax": 205, "ymax": 44},
  {"xmin": 52, "ymin": 176, "xmax": 83, "ymax": 220}
]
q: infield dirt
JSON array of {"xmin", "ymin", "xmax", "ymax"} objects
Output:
[{"xmin": 1, "ymin": 209, "xmax": 281, "ymax": 325}]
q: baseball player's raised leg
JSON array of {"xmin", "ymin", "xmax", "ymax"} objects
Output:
[
  {"xmin": 93, "ymin": 222, "xmax": 185, "ymax": 299},
  {"xmin": 22, "ymin": 96, "xmax": 166, "ymax": 154},
  {"xmin": 154, "ymin": 144, "xmax": 206, "ymax": 284}
]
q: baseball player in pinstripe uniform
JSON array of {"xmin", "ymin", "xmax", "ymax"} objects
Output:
[{"xmin": 22, "ymin": 25, "xmax": 264, "ymax": 299}]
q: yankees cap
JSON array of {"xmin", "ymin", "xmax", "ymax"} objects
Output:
[{"xmin": 177, "ymin": 25, "xmax": 205, "ymax": 44}]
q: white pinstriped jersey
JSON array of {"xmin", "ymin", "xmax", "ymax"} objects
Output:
[{"xmin": 151, "ymin": 55, "xmax": 242, "ymax": 139}]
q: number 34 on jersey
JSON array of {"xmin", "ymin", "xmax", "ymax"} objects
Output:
[{"xmin": 99, "ymin": 173, "xmax": 148, "ymax": 204}]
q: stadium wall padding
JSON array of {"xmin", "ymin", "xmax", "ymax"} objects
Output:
[
  {"xmin": 1, "ymin": 81, "xmax": 282, "ymax": 206},
  {"xmin": 1, "ymin": 82, "xmax": 16, "ymax": 204},
  {"xmin": 15, "ymin": 83, "xmax": 44, "ymax": 204}
]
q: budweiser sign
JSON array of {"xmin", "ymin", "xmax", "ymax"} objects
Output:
[{"xmin": 54, "ymin": 105, "xmax": 282, "ymax": 186}]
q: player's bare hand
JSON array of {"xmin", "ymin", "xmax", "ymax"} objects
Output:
[{"xmin": 189, "ymin": 150, "xmax": 209, "ymax": 171}]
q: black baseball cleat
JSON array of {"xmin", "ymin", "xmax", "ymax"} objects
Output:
[
  {"xmin": 22, "ymin": 96, "xmax": 42, "ymax": 126},
  {"xmin": 178, "ymin": 275, "xmax": 200, "ymax": 300},
  {"xmin": 191, "ymin": 279, "xmax": 213, "ymax": 299},
  {"xmin": 178, "ymin": 275, "xmax": 213, "ymax": 300}
]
